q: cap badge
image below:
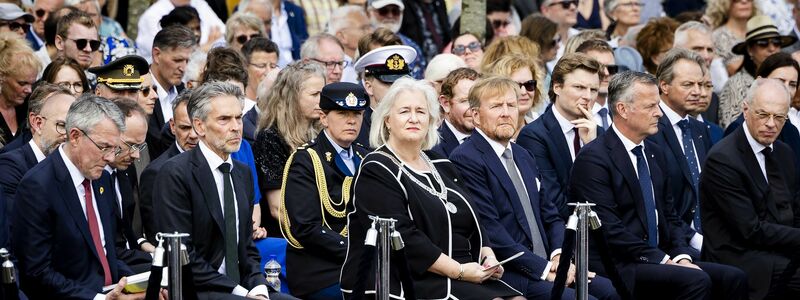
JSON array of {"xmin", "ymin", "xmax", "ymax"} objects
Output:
[
  {"xmin": 386, "ymin": 54, "xmax": 405, "ymax": 71},
  {"xmin": 122, "ymin": 64, "xmax": 135, "ymax": 77},
  {"xmin": 345, "ymin": 92, "xmax": 358, "ymax": 106}
]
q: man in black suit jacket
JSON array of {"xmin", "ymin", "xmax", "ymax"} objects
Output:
[
  {"xmin": 12, "ymin": 95, "xmax": 141, "ymax": 299},
  {"xmin": 701, "ymin": 78, "xmax": 800, "ymax": 299},
  {"xmin": 569, "ymin": 71, "xmax": 747, "ymax": 300},
  {"xmin": 432, "ymin": 67, "xmax": 478, "ymax": 158},
  {"xmin": 153, "ymin": 82, "xmax": 295, "ymax": 299},
  {"xmin": 647, "ymin": 49, "xmax": 713, "ymax": 256}
]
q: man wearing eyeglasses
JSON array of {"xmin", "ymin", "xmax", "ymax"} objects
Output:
[
  {"xmin": 517, "ymin": 53, "xmax": 602, "ymax": 220},
  {"xmin": 12, "ymin": 95, "xmax": 149, "ymax": 299},
  {"xmin": 576, "ymin": 40, "xmax": 617, "ymax": 131},
  {"xmin": 301, "ymin": 33, "xmax": 346, "ymax": 84},
  {"xmin": 0, "ymin": 3, "xmax": 33, "ymax": 39},
  {"xmin": 540, "ymin": 0, "xmax": 579, "ymax": 72},
  {"xmin": 55, "ymin": 10, "xmax": 99, "ymax": 69},
  {"xmin": 700, "ymin": 78, "xmax": 800, "ymax": 299}
]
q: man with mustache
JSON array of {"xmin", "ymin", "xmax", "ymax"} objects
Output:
[
  {"xmin": 54, "ymin": 11, "xmax": 98, "ymax": 70},
  {"xmin": 432, "ymin": 67, "xmax": 478, "ymax": 158},
  {"xmin": 569, "ymin": 71, "xmax": 746, "ymax": 300},
  {"xmin": 450, "ymin": 76, "xmax": 619, "ymax": 299},
  {"xmin": 517, "ymin": 53, "xmax": 602, "ymax": 220}
]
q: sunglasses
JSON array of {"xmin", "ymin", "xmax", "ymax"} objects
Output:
[
  {"xmin": 140, "ymin": 85, "xmax": 156, "ymax": 97},
  {"xmin": 69, "ymin": 38, "xmax": 101, "ymax": 51},
  {"xmin": 518, "ymin": 80, "xmax": 537, "ymax": 92},
  {"xmin": 753, "ymin": 37, "xmax": 783, "ymax": 48},
  {"xmin": 491, "ymin": 19, "xmax": 510, "ymax": 29},
  {"xmin": 34, "ymin": 8, "xmax": 47, "ymax": 18},
  {"xmin": 236, "ymin": 33, "xmax": 261, "ymax": 45},
  {"xmin": 548, "ymin": 0, "xmax": 578, "ymax": 9},
  {"xmin": 377, "ymin": 6, "xmax": 401, "ymax": 17},
  {"xmin": 0, "ymin": 21, "xmax": 30, "ymax": 33},
  {"xmin": 452, "ymin": 41, "xmax": 482, "ymax": 55},
  {"xmin": 605, "ymin": 64, "xmax": 619, "ymax": 75}
]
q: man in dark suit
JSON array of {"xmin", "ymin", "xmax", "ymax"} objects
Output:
[
  {"xmin": 673, "ymin": 21, "xmax": 722, "ymax": 126},
  {"xmin": 0, "ymin": 84, "xmax": 75, "ymax": 202},
  {"xmin": 147, "ymin": 25, "xmax": 196, "ymax": 159},
  {"xmin": 12, "ymin": 95, "xmax": 143, "ymax": 299},
  {"xmin": 693, "ymin": 71, "xmax": 724, "ymax": 144},
  {"xmin": 701, "ymin": 78, "xmax": 800, "ymax": 299},
  {"xmin": 450, "ymin": 76, "xmax": 619, "ymax": 300},
  {"xmin": 153, "ymin": 82, "xmax": 295, "ymax": 299},
  {"xmin": 139, "ymin": 91, "xmax": 198, "ymax": 244},
  {"xmin": 517, "ymin": 53, "xmax": 603, "ymax": 220},
  {"xmin": 569, "ymin": 71, "xmax": 747, "ymax": 300},
  {"xmin": 647, "ymin": 49, "xmax": 712, "ymax": 256},
  {"xmin": 432, "ymin": 67, "xmax": 478, "ymax": 158}
]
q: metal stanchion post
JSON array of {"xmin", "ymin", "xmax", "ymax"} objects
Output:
[
  {"xmin": 568, "ymin": 202, "xmax": 599, "ymax": 300},
  {"xmin": 161, "ymin": 232, "xmax": 190, "ymax": 300},
  {"xmin": 369, "ymin": 216, "xmax": 398, "ymax": 300}
]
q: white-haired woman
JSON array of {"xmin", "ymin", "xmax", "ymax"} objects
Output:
[{"xmin": 340, "ymin": 77, "xmax": 523, "ymax": 299}]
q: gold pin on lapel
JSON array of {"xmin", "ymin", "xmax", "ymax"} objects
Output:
[
  {"xmin": 99, "ymin": 187, "xmax": 104, "ymax": 194},
  {"xmin": 325, "ymin": 152, "xmax": 332, "ymax": 162}
]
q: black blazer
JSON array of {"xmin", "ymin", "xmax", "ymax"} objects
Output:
[
  {"xmin": 281, "ymin": 131, "xmax": 367, "ymax": 296},
  {"xmin": 139, "ymin": 143, "xmax": 181, "ymax": 244},
  {"xmin": 0, "ymin": 129, "xmax": 31, "ymax": 154},
  {"xmin": 569, "ymin": 129, "xmax": 694, "ymax": 293},
  {"xmin": 12, "ymin": 150, "xmax": 131, "ymax": 299},
  {"xmin": 354, "ymin": 107, "xmax": 373, "ymax": 148},
  {"xmin": 153, "ymin": 146, "xmax": 265, "ymax": 292},
  {"xmin": 0, "ymin": 104, "xmax": 27, "ymax": 146},
  {"xmin": 102, "ymin": 167, "xmax": 152, "ymax": 271},
  {"xmin": 399, "ymin": 0, "xmax": 451, "ymax": 59},
  {"xmin": 0, "ymin": 142, "xmax": 38, "ymax": 201},
  {"xmin": 431, "ymin": 122, "xmax": 460, "ymax": 158},
  {"xmin": 647, "ymin": 114, "xmax": 711, "ymax": 247},
  {"xmin": 725, "ymin": 114, "xmax": 800, "ymax": 177},
  {"xmin": 700, "ymin": 127, "xmax": 800, "ymax": 299}
]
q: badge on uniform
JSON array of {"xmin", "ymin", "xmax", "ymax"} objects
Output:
[
  {"xmin": 325, "ymin": 152, "xmax": 332, "ymax": 162},
  {"xmin": 122, "ymin": 64, "xmax": 135, "ymax": 77}
]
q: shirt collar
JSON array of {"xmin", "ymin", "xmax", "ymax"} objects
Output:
[
  {"xmin": 323, "ymin": 129, "xmax": 351, "ymax": 158},
  {"xmin": 591, "ymin": 101, "xmax": 608, "ymax": 114},
  {"xmin": 58, "ymin": 145, "xmax": 87, "ymax": 188},
  {"xmin": 475, "ymin": 128, "xmax": 511, "ymax": 158},
  {"xmin": 150, "ymin": 72, "xmax": 176, "ymax": 101},
  {"xmin": 612, "ymin": 123, "xmax": 643, "ymax": 152},
  {"xmin": 743, "ymin": 122, "xmax": 770, "ymax": 154},
  {"xmin": 444, "ymin": 119, "xmax": 470, "ymax": 143},
  {"xmin": 694, "ymin": 114, "xmax": 705, "ymax": 122},
  {"xmin": 176, "ymin": 141, "xmax": 186, "ymax": 153},
  {"xmin": 198, "ymin": 140, "xmax": 232, "ymax": 171},
  {"xmin": 659, "ymin": 101, "xmax": 686, "ymax": 126},
  {"xmin": 28, "ymin": 139, "xmax": 46, "ymax": 162},
  {"xmin": 552, "ymin": 105, "xmax": 577, "ymax": 134}
]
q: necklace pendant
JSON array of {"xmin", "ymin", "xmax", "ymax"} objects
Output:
[{"xmin": 446, "ymin": 202, "xmax": 458, "ymax": 214}]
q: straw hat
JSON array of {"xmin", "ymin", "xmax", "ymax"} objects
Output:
[{"xmin": 732, "ymin": 15, "xmax": 797, "ymax": 55}]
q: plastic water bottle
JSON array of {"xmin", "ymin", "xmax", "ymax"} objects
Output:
[{"xmin": 264, "ymin": 255, "xmax": 281, "ymax": 292}]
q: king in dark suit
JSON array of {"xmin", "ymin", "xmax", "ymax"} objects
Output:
[
  {"xmin": 431, "ymin": 67, "xmax": 478, "ymax": 158},
  {"xmin": 12, "ymin": 95, "xmax": 139, "ymax": 299},
  {"xmin": 701, "ymin": 78, "xmax": 800, "ymax": 299},
  {"xmin": 569, "ymin": 71, "xmax": 746, "ymax": 300}
]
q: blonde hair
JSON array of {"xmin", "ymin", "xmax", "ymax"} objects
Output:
[
  {"xmin": 480, "ymin": 36, "xmax": 541, "ymax": 72},
  {"xmin": 0, "ymin": 32, "xmax": 42, "ymax": 79},
  {"xmin": 369, "ymin": 77, "xmax": 441, "ymax": 150},
  {"xmin": 257, "ymin": 60, "xmax": 326, "ymax": 149},
  {"xmin": 705, "ymin": 0, "xmax": 760, "ymax": 28},
  {"xmin": 482, "ymin": 54, "xmax": 544, "ymax": 109}
]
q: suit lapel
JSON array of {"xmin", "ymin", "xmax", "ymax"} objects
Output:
[
  {"xmin": 690, "ymin": 120, "xmax": 709, "ymax": 162},
  {"xmin": 544, "ymin": 111, "xmax": 574, "ymax": 169},
  {"xmin": 643, "ymin": 144, "xmax": 667, "ymax": 237},
  {"xmin": 658, "ymin": 116, "xmax": 693, "ymax": 185},
  {"xmin": 734, "ymin": 128, "xmax": 769, "ymax": 193},
  {"xmin": 440, "ymin": 123, "xmax": 459, "ymax": 154},
  {"xmin": 191, "ymin": 149, "xmax": 225, "ymax": 233},
  {"xmin": 23, "ymin": 143, "xmax": 38, "ymax": 167},
  {"xmin": 53, "ymin": 154, "xmax": 103, "ymax": 260},
  {"xmin": 606, "ymin": 130, "xmax": 650, "ymax": 230}
]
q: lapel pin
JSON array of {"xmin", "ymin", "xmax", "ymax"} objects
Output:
[
  {"xmin": 325, "ymin": 152, "xmax": 332, "ymax": 162},
  {"xmin": 99, "ymin": 187, "xmax": 104, "ymax": 194}
]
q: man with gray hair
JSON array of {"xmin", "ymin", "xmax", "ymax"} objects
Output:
[
  {"xmin": 647, "ymin": 48, "xmax": 712, "ymax": 255},
  {"xmin": 301, "ymin": 33, "xmax": 347, "ymax": 83},
  {"xmin": 12, "ymin": 95, "xmax": 145, "ymax": 299},
  {"xmin": 570, "ymin": 70, "xmax": 747, "ymax": 300},
  {"xmin": 673, "ymin": 21, "xmax": 723, "ymax": 123},
  {"xmin": 327, "ymin": 6, "xmax": 370, "ymax": 83},
  {"xmin": 701, "ymin": 78, "xmax": 800, "ymax": 299},
  {"xmin": 153, "ymin": 82, "xmax": 297, "ymax": 300}
]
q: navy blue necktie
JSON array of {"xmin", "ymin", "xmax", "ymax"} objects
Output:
[
  {"xmin": 598, "ymin": 107, "xmax": 609, "ymax": 130},
  {"xmin": 632, "ymin": 145, "xmax": 658, "ymax": 247},
  {"xmin": 677, "ymin": 119, "xmax": 702, "ymax": 233}
]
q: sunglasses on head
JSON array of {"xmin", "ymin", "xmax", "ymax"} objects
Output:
[
  {"xmin": 0, "ymin": 21, "xmax": 30, "ymax": 33},
  {"xmin": 491, "ymin": 19, "xmax": 510, "ymax": 29},
  {"xmin": 548, "ymin": 0, "xmax": 578, "ymax": 9},
  {"xmin": 518, "ymin": 80, "xmax": 537, "ymax": 92},
  {"xmin": 70, "ymin": 38, "xmax": 101, "ymax": 51},
  {"xmin": 34, "ymin": 8, "xmax": 47, "ymax": 18},
  {"xmin": 377, "ymin": 6, "xmax": 401, "ymax": 17},
  {"xmin": 236, "ymin": 33, "xmax": 261, "ymax": 45},
  {"xmin": 452, "ymin": 41, "xmax": 482, "ymax": 55},
  {"xmin": 753, "ymin": 37, "xmax": 782, "ymax": 48}
]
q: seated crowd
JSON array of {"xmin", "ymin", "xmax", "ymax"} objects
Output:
[{"xmin": 1, "ymin": 0, "xmax": 800, "ymax": 299}]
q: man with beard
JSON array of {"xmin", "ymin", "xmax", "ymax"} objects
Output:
[
  {"xmin": 54, "ymin": 11, "xmax": 98, "ymax": 70},
  {"xmin": 432, "ymin": 67, "xmax": 478, "ymax": 158},
  {"xmin": 0, "ymin": 83, "xmax": 75, "ymax": 201},
  {"xmin": 366, "ymin": 0, "xmax": 426, "ymax": 78},
  {"xmin": 517, "ymin": 53, "xmax": 602, "ymax": 219}
]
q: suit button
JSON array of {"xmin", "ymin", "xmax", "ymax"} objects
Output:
[
  {"xmin": 321, "ymin": 230, "xmax": 326, "ymax": 234},
  {"xmin": 340, "ymin": 241, "xmax": 345, "ymax": 245}
]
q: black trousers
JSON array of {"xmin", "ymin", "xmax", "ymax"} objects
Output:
[{"xmin": 633, "ymin": 261, "xmax": 747, "ymax": 300}]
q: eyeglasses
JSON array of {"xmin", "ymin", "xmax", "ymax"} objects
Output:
[
  {"xmin": 69, "ymin": 38, "xmax": 101, "ymax": 52},
  {"xmin": 518, "ymin": 80, "xmax": 537, "ymax": 92},
  {"xmin": 41, "ymin": 116, "xmax": 66, "ymax": 134},
  {"xmin": 753, "ymin": 37, "xmax": 782, "ymax": 48},
  {"xmin": 617, "ymin": 1, "xmax": 645, "ymax": 8},
  {"xmin": 56, "ymin": 81, "xmax": 84, "ymax": 94},
  {"xmin": 605, "ymin": 64, "xmax": 619, "ymax": 75},
  {"xmin": 0, "ymin": 21, "xmax": 30, "ymax": 33},
  {"xmin": 34, "ymin": 8, "xmax": 47, "ymax": 18},
  {"xmin": 452, "ymin": 41, "xmax": 482, "ymax": 55},
  {"xmin": 249, "ymin": 62, "xmax": 278, "ymax": 70},
  {"xmin": 79, "ymin": 129, "xmax": 122, "ymax": 156},
  {"xmin": 752, "ymin": 110, "xmax": 788, "ymax": 123},
  {"xmin": 548, "ymin": 0, "xmax": 578, "ymax": 9},
  {"xmin": 311, "ymin": 58, "xmax": 346, "ymax": 70},
  {"xmin": 377, "ymin": 6, "xmax": 402, "ymax": 17},
  {"xmin": 139, "ymin": 84, "xmax": 156, "ymax": 97},
  {"xmin": 236, "ymin": 33, "xmax": 261, "ymax": 45},
  {"xmin": 491, "ymin": 19, "xmax": 510, "ymax": 29},
  {"xmin": 122, "ymin": 140, "xmax": 148, "ymax": 154}
]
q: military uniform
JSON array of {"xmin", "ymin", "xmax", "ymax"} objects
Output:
[{"xmin": 280, "ymin": 83, "xmax": 370, "ymax": 299}]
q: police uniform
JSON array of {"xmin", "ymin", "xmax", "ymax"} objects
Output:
[
  {"xmin": 280, "ymin": 83, "xmax": 370, "ymax": 299},
  {"xmin": 352, "ymin": 45, "xmax": 416, "ymax": 147},
  {"xmin": 87, "ymin": 54, "xmax": 149, "ymax": 91}
]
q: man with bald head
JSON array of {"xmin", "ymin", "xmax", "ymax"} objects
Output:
[{"xmin": 701, "ymin": 78, "xmax": 800, "ymax": 299}]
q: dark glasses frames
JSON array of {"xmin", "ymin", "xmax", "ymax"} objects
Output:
[
  {"xmin": 377, "ymin": 6, "xmax": 401, "ymax": 17},
  {"xmin": 452, "ymin": 41, "xmax": 482, "ymax": 55},
  {"xmin": 140, "ymin": 85, "xmax": 156, "ymax": 97},
  {"xmin": 491, "ymin": 19, "xmax": 510, "ymax": 29},
  {"xmin": 0, "ymin": 21, "xmax": 30, "ymax": 33},
  {"xmin": 518, "ymin": 80, "xmax": 537, "ymax": 92},
  {"xmin": 548, "ymin": 0, "xmax": 578, "ymax": 9},
  {"xmin": 70, "ymin": 38, "xmax": 101, "ymax": 51},
  {"xmin": 606, "ymin": 64, "xmax": 619, "ymax": 75},
  {"xmin": 236, "ymin": 33, "xmax": 261, "ymax": 45},
  {"xmin": 753, "ymin": 37, "xmax": 782, "ymax": 48},
  {"xmin": 34, "ymin": 9, "xmax": 47, "ymax": 18}
]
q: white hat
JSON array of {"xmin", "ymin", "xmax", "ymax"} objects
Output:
[
  {"xmin": 354, "ymin": 45, "xmax": 417, "ymax": 83},
  {"xmin": 424, "ymin": 54, "xmax": 467, "ymax": 82},
  {"xmin": 368, "ymin": 0, "xmax": 404, "ymax": 10},
  {"xmin": 0, "ymin": 3, "xmax": 33, "ymax": 22}
]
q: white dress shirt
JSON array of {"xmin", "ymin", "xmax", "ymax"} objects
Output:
[
  {"xmin": 743, "ymin": 122, "xmax": 770, "ymax": 182},
  {"xmin": 28, "ymin": 139, "xmax": 46, "ymax": 162},
  {"xmin": 789, "ymin": 107, "xmax": 800, "ymax": 133},
  {"xmin": 272, "ymin": 1, "xmax": 294, "ymax": 68},
  {"xmin": 552, "ymin": 106, "xmax": 581, "ymax": 161},
  {"xmin": 136, "ymin": 0, "xmax": 226, "ymax": 62},
  {"xmin": 152, "ymin": 73, "xmax": 179, "ymax": 125},
  {"xmin": 444, "ymin": 119, "xmax": 470, "ymax": 144}
]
